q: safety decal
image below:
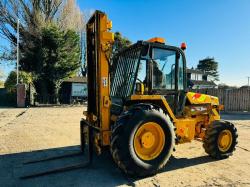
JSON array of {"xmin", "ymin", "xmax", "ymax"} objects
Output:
[{"xmin": 191, "ymin": 93, "xmax": 207, "ymax": 102}]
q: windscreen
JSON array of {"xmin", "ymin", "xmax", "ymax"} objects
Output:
[
  {"xmin": 152, "ymin": 48, "xmax": 184, "ymax": 90},
  {"xmin": 111, "ymin": 46, "xmax": 142, "ymax": 98}
]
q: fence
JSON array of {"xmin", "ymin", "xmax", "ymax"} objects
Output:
[
  {"xmin": 2, "ymin": 86, "xmax": 249, "ymax": 111},
  {"xmin": 34, "ymin": 94, "xmax": 87, "ymax": 105},
  {"xmin": 0, "ymin": 88, "xmax": 16, "ymax": 106},
  {"xmin": 191, "ymin": 88, "xmax": 250, "ymax": 112}
]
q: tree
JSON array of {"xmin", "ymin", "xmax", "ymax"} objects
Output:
[
  {"xmin": 113, "ymin": 32, "xmax": 132, "ymax": 53},
  {"xmin": 0, "ymin": 0, "xmax": 83, "ymax": 99},
  {"xmin": 0, "ymin": 69, "xmax": 4, "ymax": 87},
  {"xmin": 38, "ymin": 24, "xmax": 81, "ymax": 98},
  {"xmin": 58, "ymin": 0, "xmax": 86, "ymax": 77},
  {"xmin": 197, "ymin": 57, "xmax": 219, "ymax": 81},
  {"xmin": 80, "ymin": 31, "xmax": 132, "ymax": 77},
  {"xmin": 4, "ymin": 70, "xmax": 33, "ymax": 92},
  {"xmin": 108, "ymin": 32, "xmax": 132, "ymax": 76},
  {"xmin": 0, "ymin": 0, "xmax": 83, "ymax": 63},
  {"xmin": 58, "ymin": 0, "xmax": 84, "ymax": 32},
  {"xmin": 79, "ymin": 11, "xmax": 93, "ymax": 77},
  {"xmin": 0, "ymin": 0, "xmax": 63, "ymax": 40}
]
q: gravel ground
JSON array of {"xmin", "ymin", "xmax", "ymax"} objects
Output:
[{"xmin": 0, "ymin": 107, "xmax": 250, "ymax": 187}]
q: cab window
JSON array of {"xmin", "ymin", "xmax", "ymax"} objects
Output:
[
  {"xmin": 152, "ymin": 48, "xmax": 184, "ymax": 90},
  {"xmin": 152, "ymin": 48, "xmax": 176, "ymax": 89}
]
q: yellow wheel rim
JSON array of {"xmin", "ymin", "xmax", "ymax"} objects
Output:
[
  {"xmin": 133, "ymin": 122, "xmax": 165, "ymax": 160},
  {"xmin": 217, "ymin": 129, "xmax": 233, "ymax": 152}
]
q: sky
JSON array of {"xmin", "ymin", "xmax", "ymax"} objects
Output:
[
  {"xmin": 1, "ymin": 0, "xmax": 250, "ymax": 86},
  {"xmin": 78, "ymin": 0, "xmax": 250, "ymax": 86}
]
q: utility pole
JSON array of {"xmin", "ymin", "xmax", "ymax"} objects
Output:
[
  {"xmin": 16, "ymin": 18, "xmax": 20, "ymax": 85},
  {"xmin": 247, "ymin": 76, "xmax": 250, "ymax": 87}
]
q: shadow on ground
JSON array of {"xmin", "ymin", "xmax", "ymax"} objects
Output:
[
  {"xmin": 0, "ymin": 145, "xmax": 218, "ymax": 187},
  {"xmin": 164, "ymin": 155, "xmax": 216, "ymax": 172}
]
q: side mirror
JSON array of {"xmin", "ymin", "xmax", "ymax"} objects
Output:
[{"xmin": 135, "ymin": 83, "xmax": 144, "ymax": 95}]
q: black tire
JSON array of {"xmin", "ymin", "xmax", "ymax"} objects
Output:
[
  {"xmin": 203, "ymin": 120, "xmax": 238, "ymax": 159},
  {"xmin": 110, "ymin": 105, "xmax": 175, "ymax": 177}
]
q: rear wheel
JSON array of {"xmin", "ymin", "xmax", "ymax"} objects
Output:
[
  {"xmin": 203, "ymin": 120, "xmax": 238, "ymax": 159},
  {"xmin": 110, "ymin": 105, "xmax": 175, "ymax": 177}
]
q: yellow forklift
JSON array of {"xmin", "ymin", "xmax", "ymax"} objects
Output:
[
  {"xmin": 21, "ymin": 10, "xmax": 238, "ymax": 179},
  {"xmin": 80, "ymin": 11, "xmax": 238, "ymax": 176}
]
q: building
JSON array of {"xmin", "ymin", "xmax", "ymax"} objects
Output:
[
  {"xmin": 239, "ymin": 85, "xmax": 250, "ymax": 90},
  {"xmin": 187, "ymin": 68, "xmax": 217, "ymax": 89},
  {"xmin": 59, "ymin": 76, "xmax": 87, "ymax": 104}
]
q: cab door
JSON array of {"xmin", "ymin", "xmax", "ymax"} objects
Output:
[{"xmin": 148, "ymin": 47, "xmax": 186, "ymax": 115}]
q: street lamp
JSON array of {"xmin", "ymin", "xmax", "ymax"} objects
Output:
[{"xmin": 17, "ymin": 18, "xmax": 20, "ymax": 85}]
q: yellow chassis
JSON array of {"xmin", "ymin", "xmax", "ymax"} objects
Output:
[
  {"xmin": 86, "ymin": 92, "xmax": 221, "ymax": 152},
  {"xmin": 130, "ymin": 93, "xmax": 221, "ymax": 143}
]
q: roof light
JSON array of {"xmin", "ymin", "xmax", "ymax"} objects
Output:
[
  {"xmin": 147, "ymin": 37, "xmax": 165, "ymax": 44},
  {"xmin": 181, "ymin": 42, "xmax": 187, "ymax": 50}
]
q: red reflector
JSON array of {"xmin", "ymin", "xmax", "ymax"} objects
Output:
[{"xmin": 181, "ymin": 42, "xmax": 187, "ymax": 50}]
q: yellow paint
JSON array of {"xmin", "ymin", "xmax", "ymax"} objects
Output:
[
  {"xmin": 130, "ymin": 95, "xmax": 197, "ymax": 143},
  {"xmin": 175, "ymin": 118, "xmax": 196, "ymax": 142},
  {"xmin": 86, "ymin": 12, "xmax": 114, "ymax": 146},
  {"xmin": 135, "ymin": 83, "xmax": 145, "ymax": 95},
  {"xmin": 186, "ymin": 92, "xmax": 219, "ymax": 105},
  {"xmin": 99, "ymin": 13, "xmax": 114, "ymax": 146},
  {"xmin": 106, "ymin": 20, "xmax": 112, "ymax": 30},
  {"xmin": 103, "ymin": 96, "xmax": 110, "ymax": 108},
  {"xmin": 133, "ymin": 122, "xmax": 165, "ymax": 160},
  {"xmin": 130, "ymin": 94, "xmax": 222, "ymax": 144},
  {"xmin": 208, "ymin": 108, "xmax": 221, "ymax": 124},
  {"xmin": 217, "ymin": 129, "xmax": 232, "ymax": 152},
  {"xmin": 102, "ymin": 130, "xmax": 111, "ymax": 146}
]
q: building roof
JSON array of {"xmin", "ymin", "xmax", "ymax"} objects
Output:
[
  {"xmin": 63, "ymin": 76, "xmax": 87, "ymax": 83},
  {"xmin": 186, "ymin": 68, "xmax": 204, "ymax": 74},
  {"xmin": 240, "ymin": 85, "xmax": 250, "ymax": 89},
  {"xmin": 190, "ymin": 80, "xmax": 217, "ymax": 86}
]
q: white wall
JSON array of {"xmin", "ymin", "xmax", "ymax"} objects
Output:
[{"xmin": 191, "ymin": 73, "xmax": 203, "ymax": 81}]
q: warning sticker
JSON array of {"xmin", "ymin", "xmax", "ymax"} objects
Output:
[{"xmin": 102, "ymin": 77, "xmax": 108, "ymax": 87}]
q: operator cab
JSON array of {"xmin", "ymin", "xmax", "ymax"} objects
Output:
[{"xmin": 110, "ymin": 38, "xmax": 187, "ymax": 116}]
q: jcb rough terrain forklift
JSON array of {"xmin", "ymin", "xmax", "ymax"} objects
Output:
[{"xmin": 80, "ymin": 10, "xmax": 238, "ymax": 177}]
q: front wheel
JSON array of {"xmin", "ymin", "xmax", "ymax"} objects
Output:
[
  {"xmin": 110, "ymin": 106, "xmax": 175, "ymax": 177},
  {"xmin": 203, "ymin": 120, "xmax": 238, "ymax": 159}
]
